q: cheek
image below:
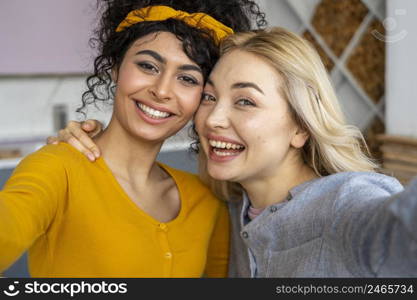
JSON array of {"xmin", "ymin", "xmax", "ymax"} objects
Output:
[
  {"xmin": 180, "ymin": 88, "xmax": 203, "ymax": 115},
  {"xmin": 194, "ymin": 106, "xmax": 208, "ymax": 133},
  {"xmin": 116, "ymin": 65, "xmax": 154, "ymax": 93},
  {"xmin": 242, "ymin": 114, "xmax": 292, "ymax": 148},
  {"xmin": 240, "ymin": 118, "xmax": 269, "ymax": 145}
]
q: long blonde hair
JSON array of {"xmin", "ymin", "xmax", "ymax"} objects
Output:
[{"xmin": 197, "ymin": 27, "xmax": 378, "ymax": 201}]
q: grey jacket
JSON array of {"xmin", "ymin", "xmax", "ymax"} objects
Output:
[{"xmin": 228, "ymin": 172, "xmax": 417, "ymax": 277}]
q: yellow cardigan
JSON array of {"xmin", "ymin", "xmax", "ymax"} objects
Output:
[{"xmin": 0, "ymin": 143, "xmax": 229, "ymax": 277}]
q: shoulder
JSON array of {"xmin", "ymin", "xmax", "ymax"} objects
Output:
[
  {"xmin": 293, "ymin": 172, "xmax": 403, "ymax": 200},
  {"xmin": 5, "ymin": 144, "xmax": 84, "ymax": 191},
  {"xmin": 329, "ymin": 172, "xmax": 403, "ymax": 199},
  {"xmin": 16, "ymin": 143, "xmax": 85, "ymax": 170},
  {"xmin": 27, "ymin": 143, "xmax": 84, "ymax": 160},
  {"xmin": 287, "ymin": 172, "xmax": 404, "ymax": 218}
]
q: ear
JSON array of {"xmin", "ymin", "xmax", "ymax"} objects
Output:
[
  {"xmin": 111, "ymin": 68, "xmax": 118, "ymax": 83},
  {"xmin": 290, "ymin": 126, "xmax": 309, "ymax": 149}
]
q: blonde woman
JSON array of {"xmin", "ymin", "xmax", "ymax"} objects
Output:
[
  {"xmin": 48, "ymin": 27, "xmax": 417, "ymax": 277},
  {"xmin": 194, "ymin": 27, "xmax": 417, "ymax": 277}
]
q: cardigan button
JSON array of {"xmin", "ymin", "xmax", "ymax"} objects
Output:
[
  {"xmin": 241, "ymin": 231, "xmax": 249, "ymax": 239},
  {"xmin": 270, "ymin": 206, "xmax": 277, "ymax": 213},
  {"xmin": 158, "ymin": 223, "xmax": 167, "ymax": 231}
]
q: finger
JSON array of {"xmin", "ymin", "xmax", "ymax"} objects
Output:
[
  {"xmin": 61, "ymin": 123, "xmax": 101, "ymax": 158},
  {"xmin": 82, "ymin": 119, "xmax": 100, "ymax": 132},
  {"xmin": 81, "ymin": 120, "xmax": 94, "ymax": 132},
  {"xmin": 46, "ymin": 136, "xmax": 59, "ymax": 145},
  {"xmin": 89, "ymin": 124, "xmax": 103, "ymax": 139},
  {"xmin": 57, "ymin": 129, "xmax": 68, "ymax": 142},
  {"xmin": 68, "ymin": 135, "xmax": 97, "ymax": 162},
  {"xmin": 93, "ymin": 119, "xmax": 104, "ymax": 132},
  {"xmin": 72, "ymin": 128, "xmax": 101, "ymax": 159},
  {"xmin": 85, "ymin": 119, "xmax": 104, "ymax": 137},
  {"xmin": 84, "ymin": 120, "xmax": 103, "ymax": 158},
  {"xmin": 67, "ymin": 120, "xmax": 82, "ymax": 131},
  {"xmin": 60, "ymin": 130, "xmax": 96, "ymax": 161}
]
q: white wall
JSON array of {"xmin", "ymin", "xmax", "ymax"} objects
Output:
[
  {"xmin": 0, "ymin": 0, "xmax": 96, "ymax": 74},
  {"xmin": 386, "ymin": 0, "xmax": 417, "ymax": 138},
  {"xmin": 0, "ymin": 76, "xmax": 110, "ymax": 141},
  {"xmin": 0, "ymin": 0, "xmax": 103, "ymax": 144}
]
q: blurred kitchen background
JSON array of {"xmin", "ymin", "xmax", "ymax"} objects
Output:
[{"xmin": 1, "ymin": 0, "xmax": 417, "ymax": 276}]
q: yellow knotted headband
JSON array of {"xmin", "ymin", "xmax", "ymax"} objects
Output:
[{"xmin": 116, "ymin": 5, "xmax": 234, "ymax": 45}]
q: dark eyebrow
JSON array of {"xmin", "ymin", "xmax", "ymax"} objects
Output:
[
  {"xmin": 135, "ymin": 50, "xmax": 202, "ymax": 75},
  {"xmin": 231, "ymin": 82, "xmax": 264, "ymax": 95},
  {"xmin": 178, "ymin": 65, "xmax": 203, "ymax": 75},
  {"xmin": 135, "ymin": 50, "xmax": 166, "ymax": 64}
]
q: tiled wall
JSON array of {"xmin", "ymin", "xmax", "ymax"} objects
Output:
[{"xmin": 258, "ymin": 0, "xmax": 417, "ymax": 139}]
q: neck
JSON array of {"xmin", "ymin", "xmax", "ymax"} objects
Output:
[
  {"xmin": 95, "ymin": 118, "xmax": 164, "ymax": 184},
  {"xmin": 240, "ymin": 150, "xmax": 318, "ymax": 209}
]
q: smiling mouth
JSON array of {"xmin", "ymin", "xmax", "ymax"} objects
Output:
[
  {"xmin": 208, "ymin": 139, "xmax": 246, "ymax": 156},
  {"xmin": 135, "ymin": 102, "xmax": 173, "ymax": 119}
]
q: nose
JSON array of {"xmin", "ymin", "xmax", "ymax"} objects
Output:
[
  {"xmin": 149, "ymin": 73, "xmax": 173, "ymax": 102},
  {"xmin": 205, "ymin": 101, "xmax": 230, "ymax": 130}
]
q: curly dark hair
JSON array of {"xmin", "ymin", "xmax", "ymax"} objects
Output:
[{"xmin": 78, "ymin": 0, "xmax": 266, "ymax": 116}]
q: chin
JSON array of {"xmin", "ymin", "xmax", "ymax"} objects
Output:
[
  {"xmin": 131, "ymin": 126, "xmax": 171, "ymax": 143},
  {"xmin": 207, "ymin": 167, "xmax": 237, "ymax": 182}
]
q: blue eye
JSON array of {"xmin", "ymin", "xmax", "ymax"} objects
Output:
[
  {"xmin": 201, "ymin": 93, "xmax": 216, "ymax": 102},
  {"xmin": 236, "ymin": 98, "xmax": 255, "ymax": 106}
]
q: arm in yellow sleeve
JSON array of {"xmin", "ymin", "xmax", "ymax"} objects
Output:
[
  {"xmin": 204, "ymin": 200, "xmax": 230, "ymax": 278},
  {"xmin": 0, "ymin": 147, "xmax": 67, "ymax": 272}
]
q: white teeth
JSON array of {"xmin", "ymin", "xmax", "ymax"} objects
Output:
[
  {"xmin": 137, "ymin": 103, "xmax": 170, "ymax": 119},
  {"xmin": 208, "ymin": 139, "xmax": 244, "ymax": 150},
  {"xmin": 213, "ymin": 149, "xmax": 237, "ymax": 156}
]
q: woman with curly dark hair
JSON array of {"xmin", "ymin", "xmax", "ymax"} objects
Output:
[{"xmin": 0, "ymin": 0, "xmax": 266, "ymax": 277}]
